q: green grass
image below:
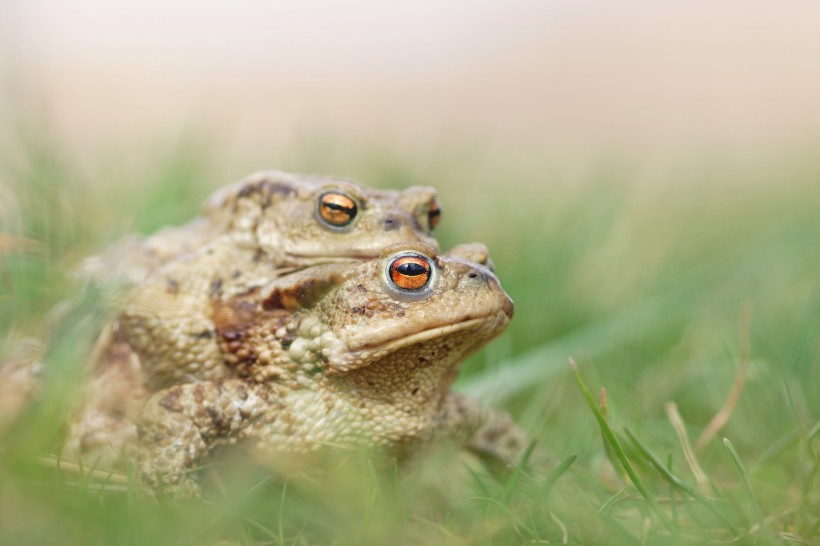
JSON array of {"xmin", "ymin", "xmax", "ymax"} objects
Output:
[{"xmin": 1, "ymin": 127, "xmax": 818, "ymax": 545}]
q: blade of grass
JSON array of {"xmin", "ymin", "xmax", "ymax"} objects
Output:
[
  {"xmin": 695, "ymin": 302, "xmax": 751, "ymax": 454},
  {"xmin": 570, "ymin": 358, "xmax": 675, "ymax": 535},
  {"xmin": 597, "ymin": 487, "xmax": 627, "ymax": 516},
  {"xmin": 755, "ymin": 424, "xmax": 808, "ymax": 466},
  {"xmin": 667, "ymin": 453, "xmax": 678, "ymax": 528},
  {"xmin": 126, "ymin": 461, "xmax": 136, "ymax": 511},
  {"xmin": 723, "ymin": 437, "xmax": 771, "ymax": 543},
  {"xmin": 666, "ymin": 402, "xmax": 712, "ymax": 495},
  {"xmin": 38, "ymin": 454, "xmax": 128, "ymax": 485},
  {"xmin": 625, "ymin": 428, "xmax": 738, "ymax": 534},
  {"xmin": 542, "ymin": 454, "xmax": 577, "ymax": 495},
  {"xmin": 464, "ymin": 465, "xmax": 493, "ymax": 498},
  {"xmin": 549, "ymin": 511, "xmax": 569, "ymax": 544},
  {"xmin": 466, "ymin": 495, "xmax": 534, "ymax": 535},
  {"xmin": 807, "ymin": 421, "xmax": 820, "ymax": 463},
  {"xmin": 598, "ymin": 388, "xmax": 627, "ymax": 483},
  {"xmin": 277, "ymin": 481, "xmax": 288, "ymax": 546},
  {"xmin": 500, "ymin": 440, "xmax": 537, "ymax": 503}
]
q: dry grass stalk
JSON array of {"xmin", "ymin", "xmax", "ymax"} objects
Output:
[
  {"xmin": 695, "ymin": 302, "xmax": 751, "ymax": 454},
  {"xmin": 38, "ymin": 454, "xmax": 129, "ymax": 485},
  {"xmin": 665, "ymin": 402, "xmax": 712, "ymax": 496}
]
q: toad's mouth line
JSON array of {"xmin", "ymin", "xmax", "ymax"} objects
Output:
[
  {"xmin": 346, "ymin": 314, "xmax": 508, "ymax": 357},
  {"xmin": 288, "ymin": 252, "xmax": 371, "ymax": 259},
  {"xmin": 280, "ymin": 254, "xmax": 377, "ymax": 273}
]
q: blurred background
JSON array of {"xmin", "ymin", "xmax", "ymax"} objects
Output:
[
  {"xmin": 0, "ymin": 2, "xmax": 818, "ymax": 543},
  {"xmin": 3, "ymin": 0, "xmax": 820, "ymax": 172}
]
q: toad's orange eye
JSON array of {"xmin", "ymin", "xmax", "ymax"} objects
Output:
[
  {"xmin": 318, "ymin": 192, "xmax": 358, "ymax": 227},
  {"xmin": 428, "ymin": 200, "xmax": 441, "ymax": 231},
  {"xmin": 389, "ymin": 255, "xmax": 432, "ymax": 290}
]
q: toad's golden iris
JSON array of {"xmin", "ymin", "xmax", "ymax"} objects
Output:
[{"xmin": 318, "ymin": 191, "xmax": 358, "ymax": 227}]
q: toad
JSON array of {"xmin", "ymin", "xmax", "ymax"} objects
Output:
[{"xmin": 133, "ymin": 242, "xmax": 527, "ymax": 497}]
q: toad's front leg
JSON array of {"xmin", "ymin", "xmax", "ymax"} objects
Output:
[
  {"xmin": 134, "ymin": 379, "xmax": 271, "ymax": 498},
  {"xmin": 443, "ymin": 392, "xmax": 533, "ymax": 474}
]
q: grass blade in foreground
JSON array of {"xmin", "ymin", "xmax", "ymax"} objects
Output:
[
  {"xmin": 570, "ymin": 358, "xmax": 675, "ymax": 535},
  {"xmin": 541, "ymin": 453, "xmax": 577, "ymax": 495},
  {"xmin": 625, "ymin": 428, "xmax": 738, "ymax": 534},
  {"xmin": 723, "ymin": 437, "xmax": 773, "ymax": 543}
]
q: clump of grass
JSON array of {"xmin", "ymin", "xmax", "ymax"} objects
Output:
[{"xmin": 570, "ymin": 358, "xmax": 818, "ymax": 544}]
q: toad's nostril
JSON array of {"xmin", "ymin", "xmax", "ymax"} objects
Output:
[
  {"xmin": 383, "ymin": 216, "xmax": 401, "ymax": 230},
  {"xmin": 468, "ymin": 272, "xmax": 478, "ymax": 279}
]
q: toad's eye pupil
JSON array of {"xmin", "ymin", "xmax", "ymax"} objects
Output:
[
  {"xmin": 389, "ymin": 255, "xmax": 432, "ymax": 290},
  {"xmin": 397, "ymin": 262, "xmax": 427, "ymax": 276},
  {"xmin": 318, "ymin": 192, "xmax": 358, "ymax": 227},
  {"xmin": 428, "ymin": 200, "xmax": 441, "ymax": 230}
]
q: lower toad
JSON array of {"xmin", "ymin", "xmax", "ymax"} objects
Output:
[{"xmin": 129, "ymin": 243, "xmax": 527, "ymax": 497}]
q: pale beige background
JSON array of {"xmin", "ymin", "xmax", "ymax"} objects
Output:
[{"xmin": 2, "ymin": 1, "xmax": 819, "ymax": 179}]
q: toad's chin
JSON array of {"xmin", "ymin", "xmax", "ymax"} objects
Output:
[{"xmin": 328, "ymin": 312, "xmax": 511, "ymax": 373}]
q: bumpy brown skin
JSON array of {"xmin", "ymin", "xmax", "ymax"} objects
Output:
[
  {"xmin": 100, "ymin": 172, "xmax": 447, "ymax": 396},
  {"xmin": 64, "ymin": 171, "xmax": 443, "ymax": 463},
  {"xmin": 82, "ymin": 170, "xmax": 442, "ymax": 297},
  {"xmin": 134, "ymin": 243, "xmax": 527, "ymax": 498}
]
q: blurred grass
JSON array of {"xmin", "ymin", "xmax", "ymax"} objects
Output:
[{"xmin": 0, "ymin": 122, "xmax": 818, "ymax": 545}]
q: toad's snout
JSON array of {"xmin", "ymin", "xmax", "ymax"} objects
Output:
[
  {"xmin": 501, "ymin": 294, "xmax": 514, "ymax": 318},
  {"xmin": 462, "ymin": 265, "xmax": 514, "ymax": 318}
]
